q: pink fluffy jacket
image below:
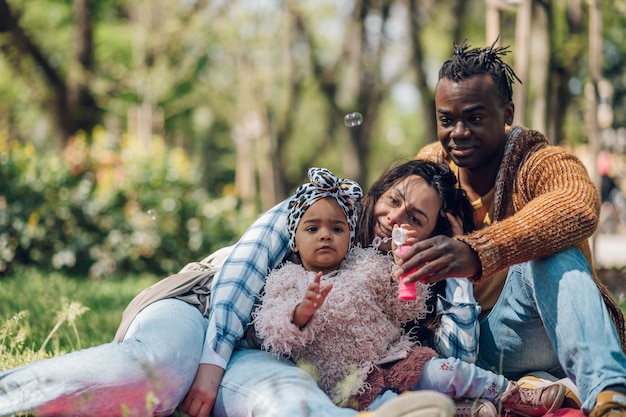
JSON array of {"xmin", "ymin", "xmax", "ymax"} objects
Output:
[{"xmin": 252, "ymin": 246, "xmax": 435, "ymax": 407}]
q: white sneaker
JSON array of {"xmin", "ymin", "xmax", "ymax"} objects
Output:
[{"xmin": 357, "ymin": 391, "xmax": 454, "ymax": 417}]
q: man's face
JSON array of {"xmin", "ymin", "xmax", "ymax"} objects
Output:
[{"xmin": 434, "ymin": 74, "xmax": 514, "ymax": 170}]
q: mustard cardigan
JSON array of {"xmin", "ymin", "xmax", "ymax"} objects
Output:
[{"xmin": 416, "ymin": 125, "xmax": 626, "ymax": 351}]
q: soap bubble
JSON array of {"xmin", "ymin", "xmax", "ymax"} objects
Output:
[
  {"xmin": 146, "ymin": 209, "xmax": 158, "ymax": 221},
  {"xmin": 343, "ymin": 112, "xmax": 363, "ymax": 127}
]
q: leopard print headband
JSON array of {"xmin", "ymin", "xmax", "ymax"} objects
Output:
[{"xmin": 287, "ymin": 167, "xmax": 363, "ymax": 250}]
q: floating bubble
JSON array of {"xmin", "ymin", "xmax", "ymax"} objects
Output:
[
  {"xmin": 344, "ymin": 112, "xmax": 363, "ymax": 127},
  {"xmin": 146, "ymin": 209, "xmax": 158, "ymax": 221}
]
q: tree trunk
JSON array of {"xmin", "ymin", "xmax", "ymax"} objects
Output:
[
  {"xmin": 0, "ymin": 0, "xmax": 99, "ymax": 144},
  {"xmin": 527, "ymin": 3, "xmax": 549, "ymax": 135},
  {"xmin": 408, "ymin": 0, "xmax": 436, "ymax": 143},
  {"xmin": 68, "ymin": 0, "xmax": 100, "ymax": 137}
]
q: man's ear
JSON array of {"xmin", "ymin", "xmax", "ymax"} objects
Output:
[{"xmin": 505, "ymin": 101, "xmax": 515, "ymax": 126}]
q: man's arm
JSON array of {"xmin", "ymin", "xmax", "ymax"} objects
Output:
[
  {"xmin": 412, "ymin": 140, "xmax": 599, "ymax": 283},
  {"xmin": 457, "ymin": 147, "xmax": 600, "ymax": 280}
]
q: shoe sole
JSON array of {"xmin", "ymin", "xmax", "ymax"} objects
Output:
[
  {"xmin": 518, "ymin": 371, "xmax": 582, "ymax": 409},
  {"xmin": 454, "ymin": 399, "xmax": 498, "ymax": 417},
  {"xmin": 371, "ymin": 391, "xmax": 455, "ymax": 417}
]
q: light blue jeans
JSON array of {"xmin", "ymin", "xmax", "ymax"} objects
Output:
[
  {"xmin": 214, "ymin": 347, "xmax": 403, "ymax": 417},
  {"xmin": 213, "ymin": 349, "xmax": 509, "ymax": 417},
  {"xmin": 0, "ymin": 298, "xmax": 207, "ymax": 417},
  {"xmin": 476, "ymin": 246, "xmax": 626, "ymax": 413}
]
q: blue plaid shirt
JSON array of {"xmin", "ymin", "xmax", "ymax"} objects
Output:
[
  {"xmin": 202, "ymin": 199, "xmax": 479, "ymax": 368},
  {"xmin": 202, "ymin": 200, "xmax": 290, "ymax": 368}
]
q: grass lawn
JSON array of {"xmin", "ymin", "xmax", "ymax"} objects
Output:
[{"xmin": 0, "ymin": 266, "xmax": 159, "ymax": 369}]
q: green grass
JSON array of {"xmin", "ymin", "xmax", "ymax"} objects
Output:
[{"xmin": 0, "ymin": 266, "xmax": 158, "ymax": 370}]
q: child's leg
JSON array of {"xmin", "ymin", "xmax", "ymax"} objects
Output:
[
  {"xmin": 414, "ymin": 358, "xmax": 567, "ymax": 417},
  {"xmin": 414, "ymin": 357, "xmax": 507, "ymax": 402}
]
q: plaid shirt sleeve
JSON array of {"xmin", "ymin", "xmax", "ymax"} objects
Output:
[
  {"xmin": 432, "ymin": 277, "xmax": 481, "ymax": 363},
  {"xmin": 204, "ymin": 200, "xmax": 290, "ymax": 366}
]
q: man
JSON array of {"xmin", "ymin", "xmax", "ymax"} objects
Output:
[{"xmin": 403, "ymin": 40, "xmax": 626, "ymax": 417}]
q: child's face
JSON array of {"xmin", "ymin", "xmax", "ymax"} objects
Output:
[
  {"xmin": 372, "ymin": 175, "xmax": 441, "ymax": 251},
  {"xmin": 294, "ymin": 197, "xmax": 351, "ymax": 274}
]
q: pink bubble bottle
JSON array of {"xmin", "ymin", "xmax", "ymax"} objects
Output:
[{"xmin": 393, "ymin": 228, "xmax": 417, "ymax": 300}]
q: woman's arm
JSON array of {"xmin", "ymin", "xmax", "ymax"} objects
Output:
[
  {"xmin": 204, "ymin": 200, "xmax": 290, "ymax": 366},
  {"xmin": 181, "ymin": 202, "xmax": 289, "ymax": 417}
]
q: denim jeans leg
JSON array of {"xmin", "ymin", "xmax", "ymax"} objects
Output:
[
  {"xmin": 477, "ymin": 263, "xmax": 561, "ymax": 380},
  {"xmin": 477, "ymin": 247, "xmax": 626, "ymax": 413},
  {"xmin": 214, "ymin": 348, "xmax": 358, "ymax": 417},
  {"xmin": 0, "ymin": 298, "xmax": 207, "ymax": 417}
]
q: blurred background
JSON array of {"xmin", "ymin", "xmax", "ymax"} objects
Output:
[{"xmin": 1, "ymin": 0, "xmax": 625, "ymax": 279}]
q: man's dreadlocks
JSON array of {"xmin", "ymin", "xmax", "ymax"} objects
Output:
[{"xmin": 438, "ymin": 38, "xmax": 522, "ymax": 105}]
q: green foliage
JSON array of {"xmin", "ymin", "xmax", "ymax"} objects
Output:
[
  {"xmin": 0, "ymin": 130, "xmax": 245, "ymax": 277},
  {"xmin": 0, "ymin": 266, "xmax": 157, "ymax": 368}
]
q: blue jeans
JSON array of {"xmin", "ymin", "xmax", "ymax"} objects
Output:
[
  {"xmin": 476, "ymin": 246, "xmax": 626, "ymax": 413},
  {"xmin": 214, "ymin": 350, "xmax": 511, "ymax": 417},
  {"xmin": 0, "ymin": 298, "xmax": 207, "ymax": 417},
  {"xmin": 214, "ymin": 348, "xmax": 397, "ymax": 417}
]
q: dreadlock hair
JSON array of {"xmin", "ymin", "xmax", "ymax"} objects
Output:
[{"xmin": 438, "ymin": 37, "xmax": 522, "ymax": 105}]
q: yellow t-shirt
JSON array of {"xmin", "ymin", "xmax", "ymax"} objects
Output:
[{"xmin": 450, "ymin": 164, "xmax": 507, "ymax": 318}]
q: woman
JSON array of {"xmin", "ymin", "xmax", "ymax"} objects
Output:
[
  {"xmin": 206, "ymin": 160, "xmax": 562, "ymax": 417},
  {"xmin": 0, "ymin": 161, "xmax": 552, "ymax": 417}
]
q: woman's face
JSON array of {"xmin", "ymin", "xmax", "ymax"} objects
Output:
[{"xmin": 373, "ymin": 175, "xmax": 441, "ymax": 251}]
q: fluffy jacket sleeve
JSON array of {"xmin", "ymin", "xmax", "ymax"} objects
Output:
[{"xmin": 252, "ymin": 263, "xmax": 318, "ymax": 356}]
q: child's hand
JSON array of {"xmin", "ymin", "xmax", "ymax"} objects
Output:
[{"xmin": 292, "ymin": 272, "xmax": 333, "ymax": 328}]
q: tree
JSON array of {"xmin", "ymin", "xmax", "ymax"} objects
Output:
[
  {"xmin": 2, "ymin": 0, "xmax": 622, "ymax": 218},
  {"xmin": 0, "ymin": 0, "xmax": 100, "ymax": 144}
]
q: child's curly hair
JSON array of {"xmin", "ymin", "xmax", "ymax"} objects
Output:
[{"xmin": 438, "ymin": 37, "xmax": 522, "ymax": 105}]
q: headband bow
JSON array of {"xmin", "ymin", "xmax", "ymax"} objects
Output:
[{"xmin": 287, "ymin": 167, "xmax": 363, "ymax": 250}]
